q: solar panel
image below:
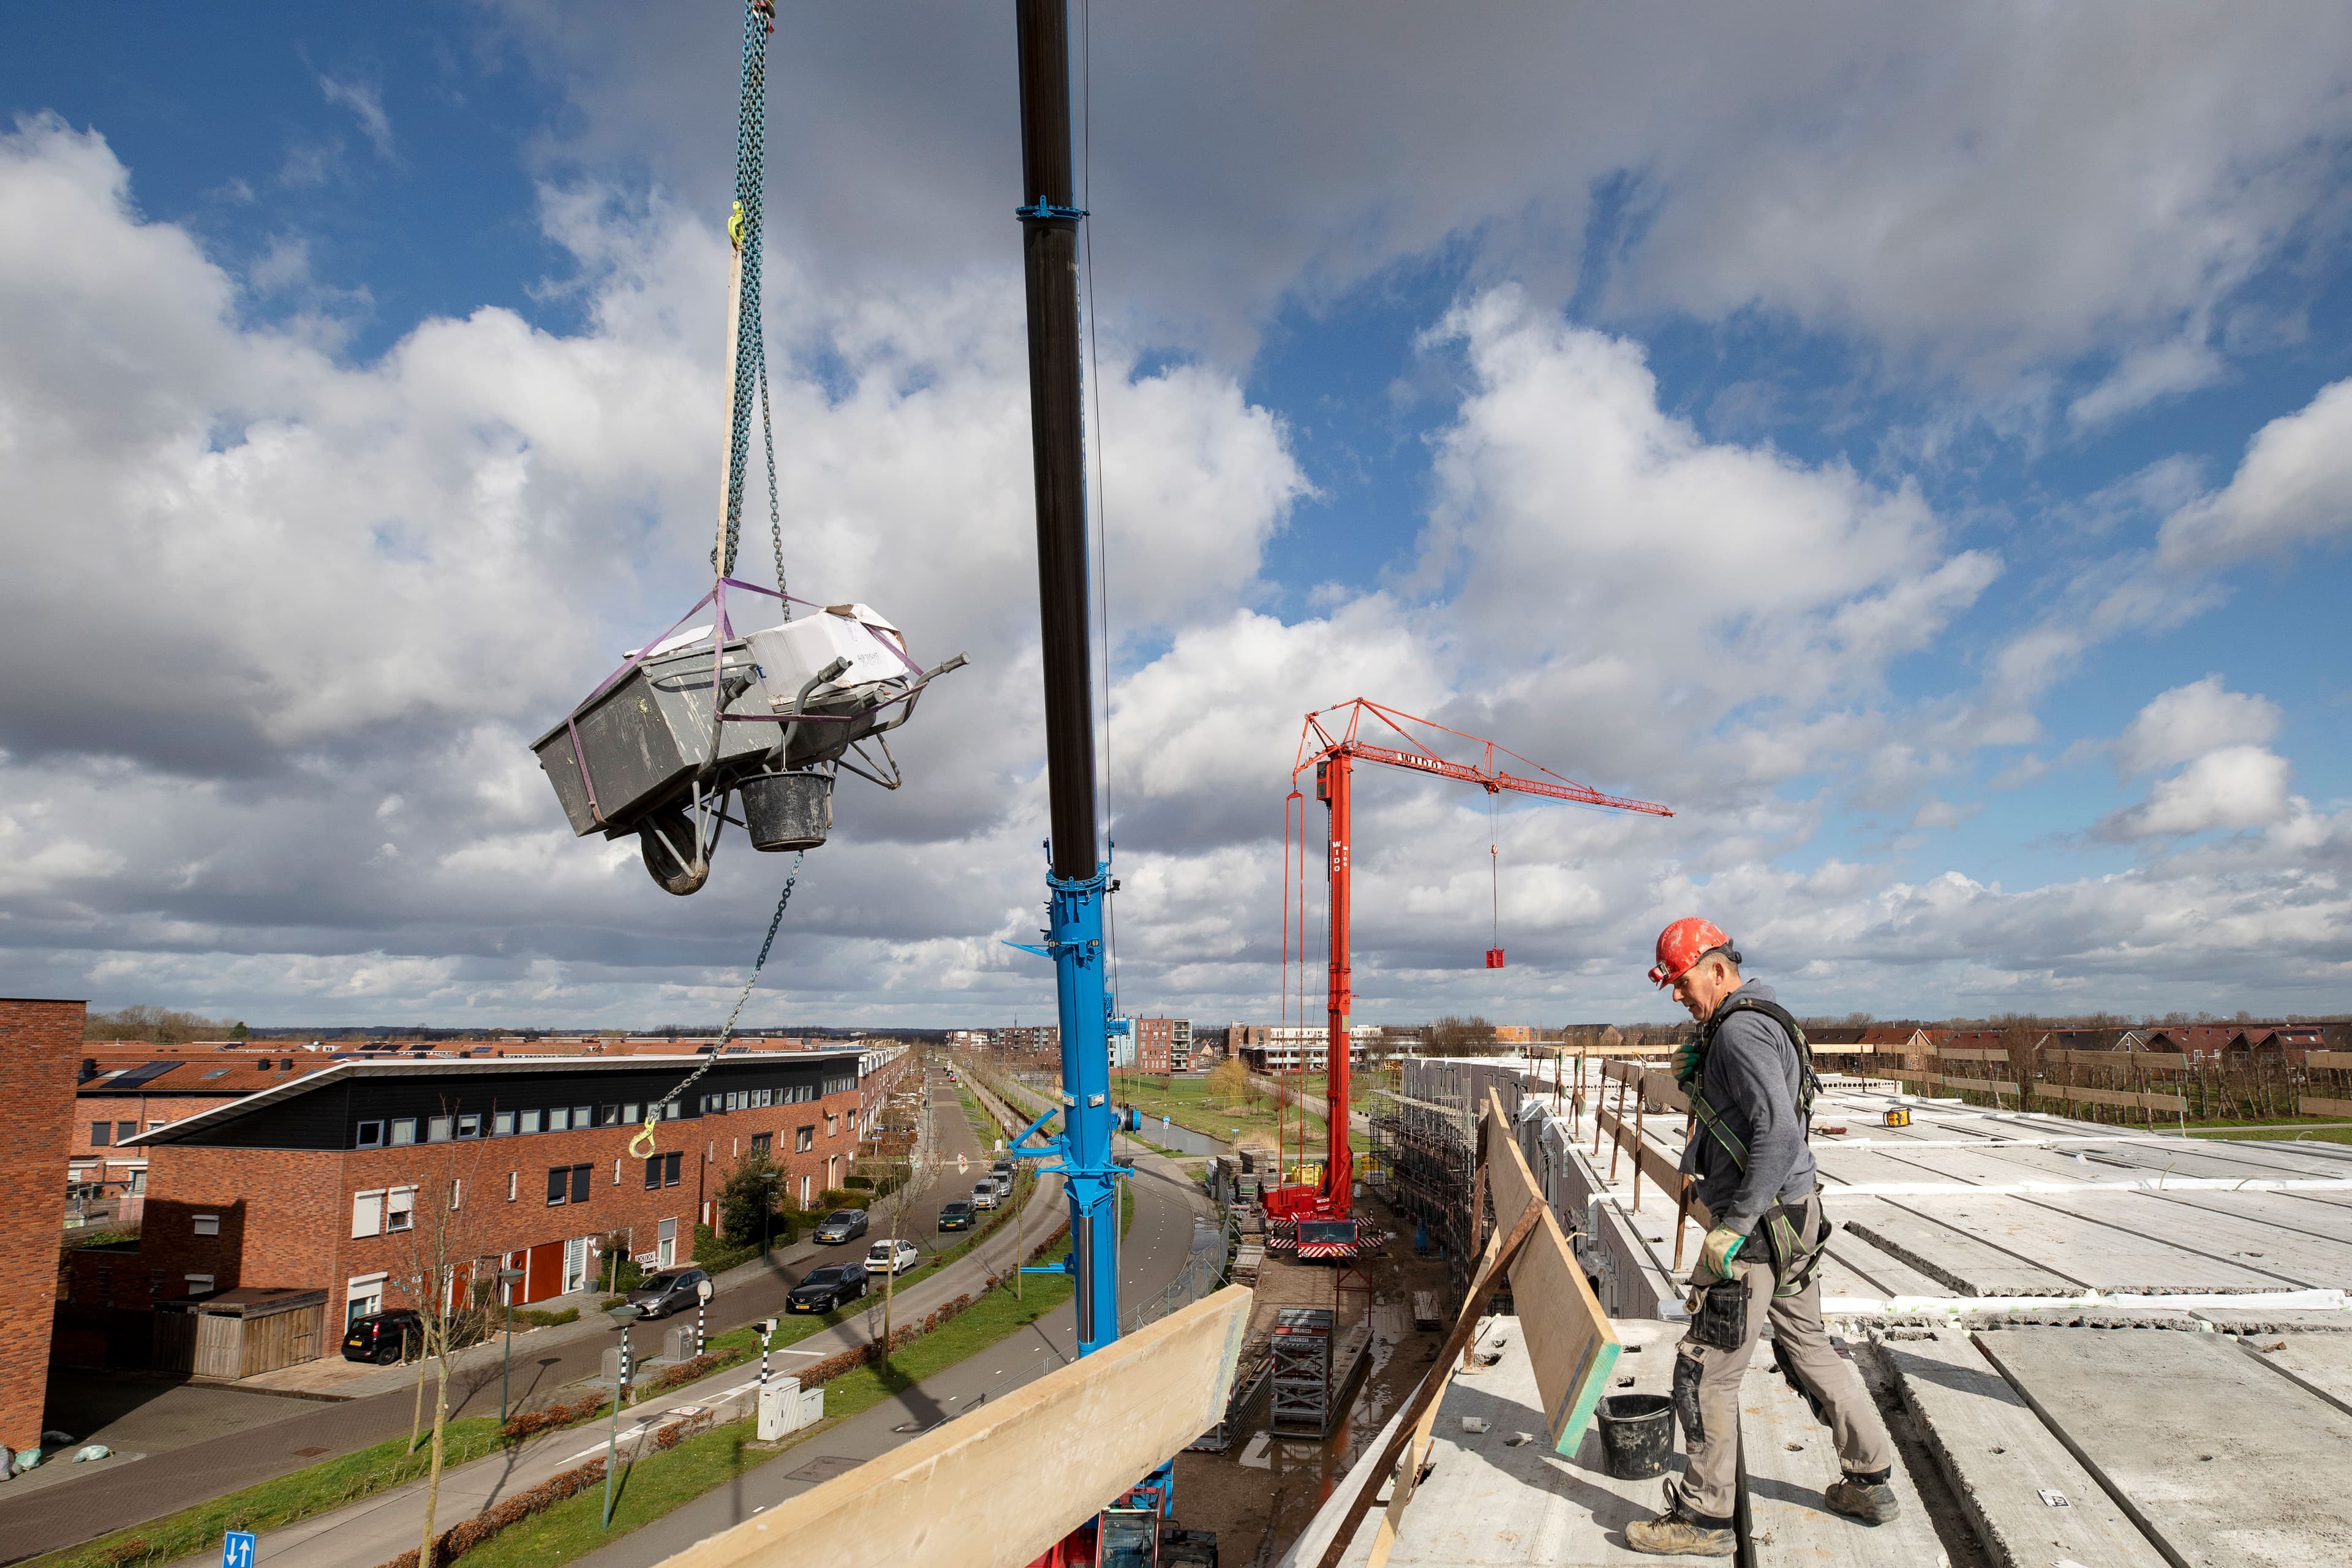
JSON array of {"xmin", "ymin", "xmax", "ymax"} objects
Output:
[{"xmin": 105, "ymin": 1061, "xmax": 181, "ymax": 1089}]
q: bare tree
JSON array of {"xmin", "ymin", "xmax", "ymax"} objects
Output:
[{"xmin": 388, "ymin": 1110, "xmax": 494, "ymax": 1568}]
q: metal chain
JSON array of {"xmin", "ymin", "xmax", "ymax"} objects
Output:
[
  {"xmin": 760, "ymin": 336, "xmax": 786, "ymax": 611},
  {"xmin": 717, "ymin": 1, "xmax": 772, "ymax": 579},
  {"xmin": 633, "ymin": 850, "xmax": 803, "ymax": 1155}
]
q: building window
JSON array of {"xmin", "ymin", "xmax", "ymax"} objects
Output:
[
  {"xmin": 796, "ymin": 1126, "xmax": 814, "ymax": 1153},
  {"xmin": 449, "ymin": 1179, "xmax": 462, "ymax": 1210},
  {"xmin": 456, "ymin": 1112, "xmax": 482, "ymax": 1139},
  {"xmin": 621, "ymin": 1102, "xmax": 639, "ymax": 1125},
  {"xmin": 390, "ymin": 1118, "xmax": 418, "ymax": 1145},
  {"xmin": 147, "ymin": 1118, "xmax": 165, "ymax": 1131},
  {"xmin": 750, "ymin": 1132, "xmax": 772, "ymax": 1159},
  {"xmin": 356, "ymin": 1120, "xmax": 385, "ymax": 1148},
  {"xmin": 428, "ymin": 1116, "xmax": 454, "ymax": 1143},
  {"xmin": 353, "ymin": 1191, "xmax": 385, "ymax": 1237},
  {"xmin": 185, "ymin": 1273, "xmax": 214, "ymax": 1294},
  {"xmin": 573, "ymin": 1104, "xmax": 592, "ymax": 1129},
  {"xmin": 519, "ymin": 1109, "xmax": 543, "ymax": 1134},
  {"xmin": 612, "ymin": 1158, "xmax": 621, "ymax": 1186},
  {"xmin": 549, "ymin": 1163, "xmax": 592, "ymax": 1205},
  {"xmin": 643, "ymin": 1152, "xmax": 683, "ymax": 1189},
  {"xmin": 493, "ymin": 1110, "xmax": 514, "ymax": 1137},
  {"xmin": 547, "ymin": 1106, "xmax": 569, "ymax": 1132},
  {"xmin": 90, "ymin": 1121, "xmax": 110, "ymax": 1146},
  {"xmin": 386, "ymin": 1186, "xmax": 416, "ymax": 1232},
  {"xmin": 193, "ymin": 1213, "xmax": 219, "ymax": 1237},
  {"xmin": 827, "ymin": 1113, "xmax": 840, "ymax": 1137},
  {"xmin": 508, "ymin": 1170, "xmax": 518, "ymax": 1202},
  {"xmin": 118, "ymin": 1120, "xmax": 137, "ymax": 1144},
  {"xmin": 347, "ymin": 1278, "xmax": 385, "ymax": 1327},
  {"xmin": 600, "ymin": 1105, "xmax": 622, "ymax": 1128}
]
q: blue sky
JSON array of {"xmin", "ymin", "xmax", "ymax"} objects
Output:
[{"xmin": 6, "ymin": 3, "xmax": 2352, "ymax": 1029}]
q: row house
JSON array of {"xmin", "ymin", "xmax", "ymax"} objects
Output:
[
  {"xmin": 1239, "ymin": 1024, "xmax": 1381, "ymax": 1073},
  {"xmin": 75, "ymin": 1050, "xmax": 869, "ymax": 1343}
]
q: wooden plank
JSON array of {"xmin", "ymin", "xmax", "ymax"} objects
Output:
[
  {"xmin": 1977, "ymin": 1329, "xmax": 2352, "ymax": 1568},
  {"xmin": 2304, "ymin": 1052, "xmax": 2352, "ymax": 1071},
  {"xmin": 1934, "ymin": 1047, "xmax": 2011, "ymax": 1063},
  {"xmin": 2044, "ymin": 1049, "xmax": 2190, "ymax": 1070},
  {"xmin": 1483, "ymin": 1089, "xmax": 1621, "ymax": 1457},
  {"xmin": 2054, "ymin": 1084, "xmax": 2187, "ymax": 1114},
  {"xmin": 1639, "ymin": 1068, "xmax": 1690, "ymax": 1114},
  {"xmin": 2297, "ymin": 1095, "xmax": 2352, "ymax": 1118},
  {"xmin": 1739, "ymin": 1355, "xmax": 1950, "ymax": 1567},
  {"xmin": 1884, "ymin": 1333, "xmax": 2168, "ymax": 1568},
  {"xmin": 1931, "ymin": 1074, "xmax": 2021, "ymax": 1097},
  {"xmin": 654, "ymin": 1286, "xmax": 1254, "ymax": 1568}
]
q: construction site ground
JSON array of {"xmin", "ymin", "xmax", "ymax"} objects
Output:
[{"xmin": 1172, "ymin": 1194, "xmax": 1452, "ymax": 1567}]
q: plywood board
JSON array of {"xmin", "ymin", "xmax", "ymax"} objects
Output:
[
  {"xmin": 1977, "ymin": 1329, "xmax": 2352, "ymax": 1568},
  {"xmin": 1885, "ymin": 1332, "xmax": 2166, "ymax": 1568},
  {"xmin": 1485, "ymin": 1090, "xmax": 1621, "ymax": 1457},
  {"xmin": 2297, "ymin": 1095, "xmax": 2352, "ymax": 1118},
  {"xmin": 2051, "ymin": 1084, "xmax": 2187, "ymax": 1114},
  {"xmin": 1738, "ymin": 1355, "xmax": 1948, "ymax": 1567},
  {"xmin": 655, "ymin": 1286, "xmax": 1254, "ymax": 1568}
]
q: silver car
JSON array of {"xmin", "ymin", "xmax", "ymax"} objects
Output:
[{"xmin": 814, "ymin": 1208, "xmax": 869, "ymax": 1244}]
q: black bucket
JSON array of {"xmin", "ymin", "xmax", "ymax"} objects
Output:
[
  {"xmin": 1597, "ymin": 1393, "xmax": 1675, "ymax": 1479},
  {"xmin": 741, "ymin": 771, "xmax": 833, "ymax": 851}
]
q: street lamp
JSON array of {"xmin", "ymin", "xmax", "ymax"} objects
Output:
[
  {"xmin": 496, "ymin": 1267, "xmax": 526, "ymax": 1421},
  {"xmin": 761, "ymin": 1170, "xmax": 782, "ymax": 1258},
  {"xmin": 601, "ymin": 1302, "xmax": 638, "ymax": 1529}
]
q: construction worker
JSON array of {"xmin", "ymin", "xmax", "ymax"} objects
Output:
[{"xmin": 1625, "ymin": 918, "xmax": 1898, "ymax": 1558}]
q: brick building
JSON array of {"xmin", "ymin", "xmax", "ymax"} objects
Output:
[
  {"xmin": 1134, "ymin": 1018, "xmax": 1176, "ymax": 1076},
  {"xmin": 2, "ymin": 998, "xmax": 82, "ymax": 1453},
  {"xmin": 71, "ymin": 1048, "xmax": 303, "ymax": 1221},
  {"xmin": 88, "ymin": 1047, "xmax": 891, "ymax": 1343}
]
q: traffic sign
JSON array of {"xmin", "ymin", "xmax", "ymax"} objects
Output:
[
  {"xmin": 223, "ymin": 1531, "xmax": 256, "ymax": 1568},
  {"xmin": 957, "ymin": 1154, "xmax": 968, "ymax": 1174}
]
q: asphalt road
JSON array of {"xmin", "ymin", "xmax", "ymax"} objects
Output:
[{"xmin": 0, "ymin": 1064, "xmax": 995, "ymax": 1564}]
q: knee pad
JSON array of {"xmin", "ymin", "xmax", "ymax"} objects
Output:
[{"xmin": 1672, "ymin": 1351, "xmax": 1705, "ymax": 1445}]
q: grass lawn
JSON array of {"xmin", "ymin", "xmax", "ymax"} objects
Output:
[
  {"xmin": 2179, "ymin": 1122, "xmax": 2352, "ymax": 1147},
  {"xmin": 459, "ymin": 1237, "xmax": 1088, "ymax": 1568},
  {"xmin": 1099, "ymin": 1072, "xmax": 1321, "ymax": 1149},
  {"xmin": 34, "ymin": 1419, "xmax": 507, "ymax": 1568}
]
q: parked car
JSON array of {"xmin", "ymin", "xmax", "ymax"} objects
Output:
[
  {"xmin": 865, "ymin": 1237, "xmax": 920, "ymax": 1275},
  {"xmin": 626, "ymin": 1267, "xmax": 712, "ymax": 1319},
  {"xmin": 971, "ymin": 1181, "xmax": 1000, "ymax": 1211},
  {"xmin": 938, "ymin": 1200, "xmax": 976, "ymax": 1231},
  {"xmin": 815, "ymin": 1208, "xmax": 870, "ymax": 1245},
  {"xmin": 991, "ymin": 1171, "xmax": 1014, "ymax": 1198},
  {"xmin": 342, "ymin": 1308, "xmax": 422, "ymax": 1365},
  {"xmin": 786, "ymin": 1262, "xmax": 868, "ymax": 1314}
]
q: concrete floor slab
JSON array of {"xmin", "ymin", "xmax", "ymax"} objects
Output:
[
  {"xmin": 1976, "ymin": 1328, "xmax": 2352, "ymax": 1567},
  {"xmin": 1884, "ymin": 1332, "xmax": 2166, "ymax": 1568},
  {"xmin": 1736, "ymin": 1351, "xmax": 1948, "ymax": 1567},
  {"xmin": 1832, "ymin": 1196, "xmax": 2082, "ymax": 1297},
  {"xmin": 2241, "ymin": 1333, "xmax": 2352, "ymax": 1415}
]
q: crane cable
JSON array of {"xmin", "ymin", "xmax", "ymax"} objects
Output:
[
  {"xmin": 1489, "ymin": 787, "xmax": 1501, "ymax": 958},
  {"xmin": 636, "ymin": 0, "xmax": 794, "ymax": 1161},
  {"xmin": 631, "ymin": 852, "xmax": 805, "ymax": 1158}
]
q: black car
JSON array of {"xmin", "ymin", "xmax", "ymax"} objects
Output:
[
  {"xmin": 786, "ymin": 1263, "xmax": 868, "ymax": 1314},
  {"xmin": 342, "ymin": 1308, "xmax": 422, "ymax": 1365},
  {"xmin": 625, "ymin": 1267, "xmax": 712, "ymax": 1319},
  {"xmin": 938, "ymin": 1200, "xmax": 975, "ymax": 1231}
]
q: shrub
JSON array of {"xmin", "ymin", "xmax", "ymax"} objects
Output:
[
  {"xmin": 651, "ymin": 1352, "xmax": 725, "ymax": 1392},
  {"xmin": 691, "ymin": 1223, "xmax": 758, "ymax": 1275},
  {"xmin": 843, "ymin": 1175, "xmax": 872, "ymax": 1189},
  {"xmin": 369, "ymin": 1458, "xmax": 604, "ymax": 1568},
  {"xmin": 513, "ymin": 1306, "xmax": 578, "ymax": 1329}
]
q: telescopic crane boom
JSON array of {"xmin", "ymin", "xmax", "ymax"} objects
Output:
[{"xmin": 1267, "ymin": 699, "xmax": 1673, "ymax": 1221}]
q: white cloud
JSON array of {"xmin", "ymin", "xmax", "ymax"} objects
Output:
[
  {"xmin": 317, "ymin": 75, "xmax": 394, "ymax": 160},
  {"xmin": 2157, "ymin": 377, "xmax": 2352, "ymax": 567},
  {"xmin": 2067, "ymin": 336, "xmax": 2226, "ymax": 429},
  {"xmin": 2113, "ymin": 676, "xmax": 2282, "ymax": 775},
  {"xmin": 2098, "ymin": 745, "xmax": 2294, "ymax": 840}
]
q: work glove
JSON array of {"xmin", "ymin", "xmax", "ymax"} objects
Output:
[
  {"xmin": 1694, "ymin": 1224, "xmax": 1745, "ymax": 1284},
  {"xmin": 1672, "ymin": 1036, "xmax": 1703, "ymax": 1088}
]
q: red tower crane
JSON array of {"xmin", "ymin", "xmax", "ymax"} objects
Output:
[{"xmin": 1265, "ymin": 699, "xmax": 1673, "ymax": 1224}]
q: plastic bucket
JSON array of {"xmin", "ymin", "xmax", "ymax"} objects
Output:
[
  {"xmin": 741, "ymin": 771, "xmax": 833, "ymax": 851},
  {"xmin": 1597, "ymin": 1393, "xmax": 1674, "ymax": 1479}
]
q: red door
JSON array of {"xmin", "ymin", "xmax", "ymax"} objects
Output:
[{"xmin": 522, "ymin": 1240, "xmax": 566, "ymax": 1305}]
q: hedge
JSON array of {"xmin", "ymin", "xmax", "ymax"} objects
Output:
[{"xmin": 368, "ymin": 1458, "xmax": 605, "ymax": 1568}]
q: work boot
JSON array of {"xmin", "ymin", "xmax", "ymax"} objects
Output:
[
  {"xmin": 1625, "ymin": 1499, "xmax": 1734, "ymax": 1558},
  {"xmin": 1824, "ymin": 1470, "xmax": 1901, "ymax": 1525}
]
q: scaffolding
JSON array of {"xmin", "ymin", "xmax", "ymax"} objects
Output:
[{"xmin": 1369, "ymin": 1058, "xmax": 1521, "ymax": 1300}]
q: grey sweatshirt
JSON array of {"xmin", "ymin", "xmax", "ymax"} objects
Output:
[{"xmin": 1679, "ymin": 978, "xmax": 1816, "ymax": 1234}]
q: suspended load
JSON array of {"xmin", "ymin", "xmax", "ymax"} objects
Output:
[
  {"xmin": 532, "ymin": 589, "xmax": 964, "ymax": 895},
  {"xmin": 529, "ymin": 1, "xmax": 965, "ymax": 894}
]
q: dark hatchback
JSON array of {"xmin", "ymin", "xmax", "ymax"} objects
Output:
[
  {"xmin": 786, "ymin": 1263, "xmax": 869, "ymax": 1314},
  {"xmin": 626, "ymin": 1267, "xmax": 713, "ymax": 1319},
  {"xmin": 938, "ymin": 1200, "xmax": 975, "ymax": 1231},
  {"xmin": 342, "ymin": 1308, "xmax": 422, "ymax": 1364}
]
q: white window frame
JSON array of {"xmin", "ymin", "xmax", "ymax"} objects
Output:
[
  {"xmin": 448, "ymin": 1178, "xmax": 463, "ymax": 1211},
  {"xmin": 390, "ymin": 1117, "xmax": 417, "ymax": 1146},
  {"xmin": 353, "ymin": 1189, "xmax": 385, "ymax": 1238},
  {"xmin": 508, "ymin": 1170, "xmax": 518, "ymax": 1202},
  {"xmin": 494, "ymin": 1110, "xmax": 514, "ymax": 1137},
  {"xmin": 386, "ymin": 1185, "xmax": 417, "ymax": 1232}
]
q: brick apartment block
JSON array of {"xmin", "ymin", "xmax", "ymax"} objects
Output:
[
  {"xmin": 70, "ymin": 1046, "xmax": 907, "ymax": 1354},
  {"xmin": 1, "ymin": 998, "xmax": 81, "ymax": 1453}
]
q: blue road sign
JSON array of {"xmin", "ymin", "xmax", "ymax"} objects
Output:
[{"xmin": 222, "ymin": 1531, "xmax": 256, "ymax": 1568}]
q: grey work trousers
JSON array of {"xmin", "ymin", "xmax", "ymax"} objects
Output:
[{"xmin": 1670, "ymin": 1194, "xmax": 1893, "ymax": 1521}]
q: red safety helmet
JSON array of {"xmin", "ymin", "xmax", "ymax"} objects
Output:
[{"xmin": 1649, "ymin": 917, "xmax": 1737, "ymax": 988}]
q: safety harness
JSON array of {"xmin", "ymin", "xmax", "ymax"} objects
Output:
[{"xmin": 1684, "ymin": 996, "xmax": 1831, "ymax": 1297}]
